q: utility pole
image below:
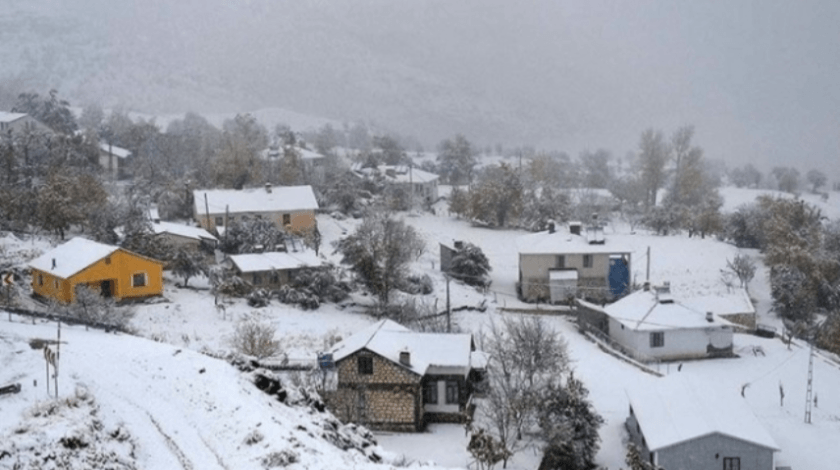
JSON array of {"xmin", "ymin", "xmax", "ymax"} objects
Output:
[
  {"xmin": 646, "ymin": 246, "xmax": 651, "ymax": 283},
  {"xmin": 805, "ymin": 341, "xmax": 814, "ymax": 423},
  {"xmin": 445, "ymin": 275, "xmax": 451, "ymax": 333}
]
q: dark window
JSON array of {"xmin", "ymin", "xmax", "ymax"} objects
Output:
[
  {"xmin": 38, "ymin": 274, "xmax": 44, "ymax": 286},
  {"xmin": 723, "ymin": 457, "xmax": 740, "ymax": 470},
  {"xmin": 445, "ymin": 381, "xmax": 459, "ymax": 404},
  {"xmin": 556, "ymin": 255, "xmax": 565, "ymax": 269},
  {"xmin": 650, "ymin": 331, "xmax": 664, "ymax": 348},
  {"xmin": 583, "ymin": 254, "xmax": 593, "ymax": 268},
  {"xmin": 425, "ymin": 381, "xmax": 438, "ymax": 404},
  {"xmin": 358, "ymin": 356, "xmax": 373, "ymax": 375},
  {"xmin": 271, "ymin": 272, "xmax": 280, "ymax": 284},
  {"xmin": 283, "ymin": 214, "xmax": 291, "ymax": 226},
  {"xmin": 215, "ymin": 216, "xmax": 223, "ymax": 226},
  {"xmin": 132, "ymin": 273, "xmax": 147, "ymax": 287},
  {"xmin": 105, "ymin": 256, "xmax": 111, "ymax": 265}
]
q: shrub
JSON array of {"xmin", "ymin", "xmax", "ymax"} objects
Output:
[{"xmin": 232, "ymin": 316, "xmax": 281, "ymax": 359}]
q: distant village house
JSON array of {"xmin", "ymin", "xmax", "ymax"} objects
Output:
[
  {"xmin": 353, "ymin": 164, "xmax": 439, "ymax": 205},
  {"xmin": 98, "ymin": 142, "xmax": 132, "ymax": 179},
  {"xmin": 224, "ymin": 251, "xmax": 323, "ymax": 288}
]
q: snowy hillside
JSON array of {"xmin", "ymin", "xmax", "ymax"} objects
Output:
[{"xmin": 0, "ymin": 321, "xmax": 433, "ymax": 470}]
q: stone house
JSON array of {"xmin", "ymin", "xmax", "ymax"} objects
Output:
[
  {"xmin": 29, "ymin": 237, "xmax": 164, "ymax": 304},
  {"xmin": 324, "ymin": 320, "xmax": 482, "ymax": 432},
  {"xmin": 517, "ymin": 221, "xmax": 631, "ymax": 303},
  {"xmin": 577, "ymin": 283, "xmax": 735, "ymax": 362},
  {"xmin": 193, "ymin": 184, "xmax": 319, "ymax": 234},
  {"xmin": 224, "ymin": 250, "xmax": 323, "ymax": 288},
  {"xmin": 626, "ymin": 376, "xmax": 779, "ymax": 470}
]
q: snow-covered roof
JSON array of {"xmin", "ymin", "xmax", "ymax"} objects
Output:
[
  {"xmin": 0, "ymin": 111, "xmax": 26, "ymax": 123},
  {"xmin": 329, "ymin": 319, "xmax": 475, "ymax": 377},
  {"xmin": 600, "ymin": 287, "xmax": 733, "ymax": 331},
  {"xmin": 193, "ymin": 186, "xmax": 319, "ymax": 215},
  {"xmin": 627, "ymin": 375, "xmax": 779, "ymax": 452},
  {"xmin": 259, "ymin": 146, "xmax": 325, "ymax": 161},
  {"xmin": 354, "ymin": 165, "xmax": 439, "ymax": 184},
  {"xmin": 517, "ymin": 230, "xmax": 630, "ymax": 255},
  {"xmin": 99, "ymin": 142, "xmax": 131, "ymax": 158},
  {"xmin": 228, "ymin": 251, "xmax": 323, "ymax": 273},
  {"xmin": 682, "ymin": 288, "xmax": 755, "ymax": 317},
  {"xmin": 28, "ymin": 237, "xmax": 120, "ymax": 279},
  {"xmin": 152, "ymin": 221, "xmax": 217, "ymax": 242}
]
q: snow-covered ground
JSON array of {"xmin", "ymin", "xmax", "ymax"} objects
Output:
[{"xmin": 3, "ymin": 186, "xmax": 840, "ymax": 469}]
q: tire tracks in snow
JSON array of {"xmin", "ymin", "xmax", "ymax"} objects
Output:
[{"xmin": 146, "ymin": 411, "xmax": 194, "ymax": 470}]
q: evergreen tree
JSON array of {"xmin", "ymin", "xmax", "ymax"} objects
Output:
[
  {"xmin": 170, "ymin": 248, "xmax": 207, "ymax": 287},
  {"xmin": 537, "ymin": 374, "xmax": 604, "ymax": 470},
  {"xmin": 448, "ymin": 242, "xmax": 491, "ymax": 286}
]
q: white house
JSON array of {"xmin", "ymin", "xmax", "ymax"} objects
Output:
[
  {"xmin": 98, "ymin": 142, "xmax": 132, "ymax": 179},
  {"xmin": 353, "ymin": 164, "xmax": 440, "ymax": 204},
  {"xmin": 626, "ymin": 376, "xmax": 779, "ymax": 470},
  {"xmin": 193, "ymin": 184, "xmax": 319, "ymax": 233},
  {"xmin": 0, "ymin": 112, "xmax": 53, "ymax": 135},
  {"xmin": 577, "ymin": 283, "xmax": 735, "ymax": 362}
]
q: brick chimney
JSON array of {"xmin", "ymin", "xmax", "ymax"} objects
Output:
[{"xmin": 399, "ymin": 349, "xmax": 411, "ymax": 366}]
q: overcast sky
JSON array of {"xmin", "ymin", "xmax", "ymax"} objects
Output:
[{"xmin": 4, "ymin": 0, "xmax": 839, "ymax": 176}]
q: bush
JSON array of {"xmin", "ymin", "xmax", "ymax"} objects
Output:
[
  {"xmin": 247, "ymin": 289, "xmax": 271, "ymax": 308},
  {"xmin": 232, "ymin": 316, "xmax": 281, "ymax": 359},
  {"xmin": 401, "ymin": 274, "xmax": 433, "ymax": 295},
  {"xmin": 448, "ymin": 243, "xmax": 491, "ymax": 287}
]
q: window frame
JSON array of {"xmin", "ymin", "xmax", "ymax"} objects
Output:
[
  {"xmin": 283, "ymin": 213, "xmax": 291, "ymax": 226},
  {"xmin": 252, "ymin": 273, "xmax": 262, "ymax": 285},
  {"xmin": 556, "ymin": 255, "xmax": 565, "ymax": 269},
  {"xmin": 583, "ymin": 254, "xmax": 593, "ymax": 268},
  {"xmin": 650, "ymin": 331, "xmax": 665, "ymax": 348},
  {"xmin": 357, "ymin": 356, "xmax": 373, "ymax": 375},
  {"xmin": 445, "ymin": 380, "xmax": 459, "ymax": 404},
  {"xmin": 38, "ymin": 274, "xmax": 44, "ymax": 286},
  {"xmin": 132, "ymin": 272, "xmax": 148, "ymax": 288},
  {"xmin": 215, "ymin": 216, "xmax": 224, "ymax": 226},
  {"xmin": 424, "ymin": 381, "xmax": 438, "ymax": 404},
  {"xmin": 723, "ymin": 457, "xmax": 740, "ymax": 470}
]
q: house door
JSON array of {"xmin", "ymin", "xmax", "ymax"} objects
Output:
[
  {"xmin": 100, "ymin": 280, "xmax": 114, "ymax": 298},
  {"xmin": 608, "ymin": 256, "xmax": 630, "ymax": 298}
]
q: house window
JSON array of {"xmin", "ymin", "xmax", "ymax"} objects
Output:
[
  {"xmin": 132, "ymin": 273, "xmax": 147, "ymax": 287},
  {"xmin": 723, "ymin": 457, "xmax": 740, "ymax": 470},
  {"xmin": 271, "ymin": 272, "xmax": 280, "ymax": 284},
  {"xmin": 583, "ymin": 254, "xmax": 593, "ymax": 268},
  {"xmin": 283, "ymin": 214, "xmax": 291, "ymax": 226},
  {"xmin": 445, "ymin": 381, "xmax": 459, "ymax": 404},
  {"xmin": 38, "ymin": 274, "xmax": 44, "ymax": 286},
  {"xmin": 54, "ymin": 280, "xmax": 59, "ymax": 289},
  {"xmin": 556, "ymin": 255, "xmax": 565, "ymax": 269},
  {"xmin": 424, "ymin": 381, "xmax": 438, "ymax": 404},
  {"xmin": 358, "ymin": 356, "xmax": 373, "ymax": 375},
  {"xmin": 105, "ymin": 256, "xmax": 111, "ymax": 265},
  {"xmin": 215, "ymin": 216, "xmax": 223, "ymax": 226},
  {"xmin": 650, "ymin": 331, "xmax": 665, "ymax": 348},
  {"xmin": 252, "ymin": 273, "xmax": 262, "ymax": 285}
]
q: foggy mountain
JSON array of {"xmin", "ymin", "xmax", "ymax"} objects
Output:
[{"xmin": 2, "ymin": 0, "xmax": 838, "ymax": 174}]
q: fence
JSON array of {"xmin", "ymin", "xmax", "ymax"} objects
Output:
[{"xmin": 578, "ymin": 320, "xmax": 664, "ymax": 375}]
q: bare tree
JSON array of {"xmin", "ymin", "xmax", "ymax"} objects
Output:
[
  {"xmin": 475, "ymin": 315, "xmax": 570, "ymax": 468},
  {"xmin": 726, "ymin": 254, "xmax": 756, "ymax": 292},
  {"xmin": 636, "ymin": 129, "xmax": 670, "ymax": 208},
  {"xmin": 232, "ymin": 315, "xmax": 281, "ymax": 359}
]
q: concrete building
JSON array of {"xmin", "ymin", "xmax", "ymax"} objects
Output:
[{"xmin": 193, "ymin": 184, "xmax": 319, "ymax": 233}]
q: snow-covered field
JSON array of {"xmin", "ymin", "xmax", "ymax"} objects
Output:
[{"xmin": 2, "ymin": 187, "xmax": 840, "ymax": 469}]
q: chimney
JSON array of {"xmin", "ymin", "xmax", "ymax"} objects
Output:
[
  {"xmin": 706, "ymin": 312, "xmax": 714, "ymax": 323},
  {"xmin": 548, "ymin": 222, "xmax": 555, "ymax": 234},
  {"xmin": 399, "ymin": 349, "xmax": 411, "ymax": 366},
  {"xmin": 569, "ymin": 221, "xmax": 582, "ymax": 235},
  {"xmin": 643, "ymin": 281, "xmax": 650, "ymax": 291},
  {"xmin": 265, "ymin": 183, "xmax": 272, "ymax": 193},
  {"xmin": 51, "ymin": 258, "xmax": 56, "ymax": 270},
  {"xmin": 454, "ymin": 240, "xmax": 464, "ymax": 250}
]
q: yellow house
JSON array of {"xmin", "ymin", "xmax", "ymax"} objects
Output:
[
  {"xmin": 29, "ymin": 237, "xmax": 164, "ymax": 304},
  {"xmin": 193, "ymin": 184, "xmax": 319, "ymax": 234}
]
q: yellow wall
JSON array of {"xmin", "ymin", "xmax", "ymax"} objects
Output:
[
  {"xmin": 196, "ymin": 209, "xmax": 316, "ymax": 233},
  {"xmin": 31, "ymin": 249, "xmax": 163, "ymax": 304}
]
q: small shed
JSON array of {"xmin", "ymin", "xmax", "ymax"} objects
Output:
[
  {"xmin": 626, "ymin": 376, "xmax": 779, "ymax": 470},
  {"xmin": 226, "ymin": 251, "xmax": 323, "ymax": 288},
  {"xmin": 549, "ymin": 269, "xmax": 578, "ymax": 303}
]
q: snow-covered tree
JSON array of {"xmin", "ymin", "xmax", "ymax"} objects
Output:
[
  {"xmin": 468, "ymin": 163, "xmax": 522, "ymax": 227},
  {"xmin": 437, "ymin": 134, "xmax": 477, "ymax": 185},
  {"xmin": 448, "ymin": 242, "xmax": 491, "ymax": 287},
  {"xmin": 807, "ymin": 169, "xmax": 828, "ymax": 193},
  {"xmin": 636, "ymin": 129, "xmax": 670, "ymax": 208},
  {"xmin": 336, "ymin": 210, "xmax": 424, "ymax": 305},
  {"xmin": 170, "ymin": 248, "xmax": 207, "ymax": 287},
  {"xmin": 537, "ymin": 374, "xmax": 604, "ymax": 470}
]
